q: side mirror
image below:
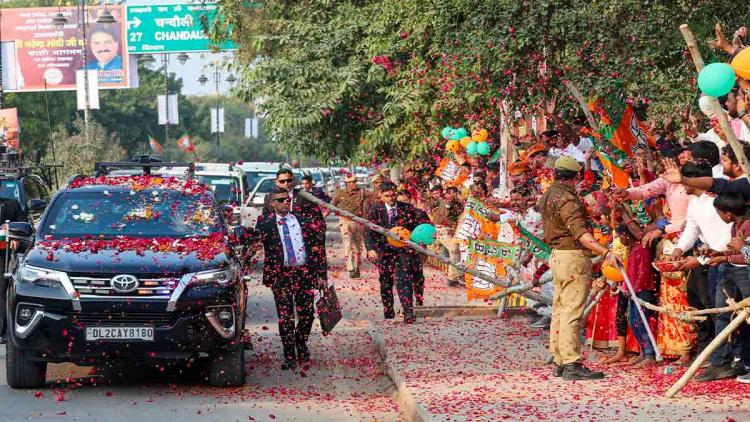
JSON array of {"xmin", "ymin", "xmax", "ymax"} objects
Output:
[
  {"xmin": 8, "ymin": 221, "xmax": 33, "ymax": 238},
  {"xmin": 28, "ymin": 199, "xmax": 48, "ymax": 212}
]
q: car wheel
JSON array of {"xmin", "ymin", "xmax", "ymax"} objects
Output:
[
  {"xmin": 207, "ymin": 340, "xmax": 245, "ymax": 387},
  {"xmin": 5, "ymin": 333, "xmax": 47, "ymax": 389}
]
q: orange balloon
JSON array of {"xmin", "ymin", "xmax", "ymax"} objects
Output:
[
  {"xmin": 471, "ymin": 128, "xmax": 489, "ymax": 142},
  {"xmin": 387, "ymin": 226, "xmax": 411, "ymax": 248},
  {"xmin": 732, "ymin": 47, "xmax": 750, "ymax": 80},
  {"xmin": 601, "ymin": 264, "xmax": 623, "ymax": 282},
  {"xmin": 445, "ymin": 140, "xmax": 460, "ymax": 153},
  {"xmin": 459, "ymin": 137, "xmax": 472, "ymax": 148}
]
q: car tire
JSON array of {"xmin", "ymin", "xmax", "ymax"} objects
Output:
[
  {"xmin": 208, "ymin": 340, "xmax": 245, "ymax": 387},
  {"xmin": 6, "ymin": 334, "xmax": 47, "ymax": 389}
]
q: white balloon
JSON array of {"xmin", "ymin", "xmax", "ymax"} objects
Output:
[{"xmin": 699, "ymin": 95, "xmax": 715, "ymax": 118}]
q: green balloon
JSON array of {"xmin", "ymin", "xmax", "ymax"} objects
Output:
[
  {"xmin": 477, "ymin": 142, "xmax": 491, "ymax": 156},
  {"xmin": 410, "ymin": 223, "xmax": 437, "ymax": 246},
  {"xmin": 698, "ymin": 62, "xmax": 736, "ymax": 97},
  {"xmin": 448, "ymin": 130, "xmax": 462, "ymax": 141},
  {"xmin": 455, "ymin": 128, "xmax": 469, "ymax": 138},
  {"xmin": 467, "ymin": 141, "xmax": 479, "ymax": 156},
  {"xmin": 441, "ymin": 126, "xmax": 453, "ymax": 139}
]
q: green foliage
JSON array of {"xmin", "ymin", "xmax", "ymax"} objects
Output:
[
  {"xmin": 215, "ymin": 0, "xmax": 742, "ymax": 162},
  {"xmin": 50, "ymin": 118, "xmax": 126, "ymax": 185}
]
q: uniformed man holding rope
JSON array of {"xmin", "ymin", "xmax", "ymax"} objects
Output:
[{"xmin": 539, "ymin": 156, "xmax": 616, "ymax": 380}]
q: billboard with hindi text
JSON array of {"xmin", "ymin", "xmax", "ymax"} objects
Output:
[{"xmin": 0, "ymin": 6, "xmax": 133, "ymax": 92}]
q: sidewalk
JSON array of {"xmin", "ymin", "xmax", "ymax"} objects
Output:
[{"xmin": 369, "ymin": 315, "xmax": 750, "ymax": 422}]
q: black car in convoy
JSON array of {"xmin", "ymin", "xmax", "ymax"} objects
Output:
[{"xmin": 5, "ymin": 161, "xmax": 248, "ymax": 388}]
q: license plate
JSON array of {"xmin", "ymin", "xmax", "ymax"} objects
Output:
[{"xmin": 85, "ymin": 326, "xmax": 154, "ymax": 341}]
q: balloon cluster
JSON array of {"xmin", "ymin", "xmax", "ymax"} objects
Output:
[
  {"xmin": 386, "ymin": 223, "xmax": 437, "ymax": 248},
  {"xmin": 442, "ymin": 126, "xmax": 491, "ymax": 156}
]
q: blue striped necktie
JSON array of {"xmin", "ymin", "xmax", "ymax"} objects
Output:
[{"xmin": 280, "ymin": 217, "xmax": 297, "ymax": 265}]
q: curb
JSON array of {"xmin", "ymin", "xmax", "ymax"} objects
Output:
[
  {"xmin": 368, "ymin": 327, "xmax": 433, "ymax": 422},
  {"xmin": 415, "ymin": 305, "xmax": 530, "ymax": 318}
]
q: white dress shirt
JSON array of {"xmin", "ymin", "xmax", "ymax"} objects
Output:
[
  {"xmin": 275, "ymin": 213, "xmax": 307, "ymax": 266},
  {"xmin": 676, "ymin": 193, "xmax": 733, "ymax": 253}
]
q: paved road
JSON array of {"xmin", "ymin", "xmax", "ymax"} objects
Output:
[{"xmin": 0, "ymin": 217, "xmax": 402, "ymax": 422}]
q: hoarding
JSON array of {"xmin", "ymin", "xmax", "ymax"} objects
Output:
[{"xmin": 0, "ymin": 6, "xmax": 133, "ymax": 92}]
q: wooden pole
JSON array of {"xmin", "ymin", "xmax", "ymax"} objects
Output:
[
  {"xmin": 616, "ymin": 260, "xmax": 663, "ymax": 361},
  {"xmin": 297, "ymin": 190, "xmax": 551, "ymax": 305},
  {"xmin": 563, "ymin": 80, "xmax": 599, "ymax": 131},
  {"xmin": 665, "ymin": 308, "xmax": 750, "ymax": 397},
  {"xmin": 679, "ymin": 24, "xmax": 750, "ymax": 177}
]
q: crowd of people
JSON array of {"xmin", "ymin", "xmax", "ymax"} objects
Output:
[{"xmin": 255, "ymin": 24, "xmax": 750, "ymax": 386}]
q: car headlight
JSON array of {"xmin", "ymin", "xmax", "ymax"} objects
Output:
[
  {"xmin": 18, "ymin": 265, "xmax": 66, "ymax": 288},
  {"xmin": 191, "ymin": 267, "xmax": 237, "ymax": 285}
]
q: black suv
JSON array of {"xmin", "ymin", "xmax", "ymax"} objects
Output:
[
  {"xmin": 0, "ymin": 152, "xmax": 54, "ymax": 223},
  {"xmin": 5, "ymin": 161, "xmax": 248, "ymax": 388}
]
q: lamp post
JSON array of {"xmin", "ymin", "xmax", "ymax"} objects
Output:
[
  {"xmin": 199, "ymin": 61, "xmax": 236, "ymax": 147},
  {"xmin": 52, "ymin": 2, "xmax": 117, "ymax": 144},
  {"xmin": 161, "ymin": 52, "xmax": 188, "ymax": 148}
]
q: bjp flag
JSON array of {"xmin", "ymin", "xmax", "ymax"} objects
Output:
[
  {"xmin": 610, "ymin": 105, "xmax": 656, "ymax": 156},
  {"xmin": 176, "ymin": 132, "xmax": 195, "ymax": 153},
  {"xmin": 598, "ymin": 150, "xmax": 630, "ymax": 188},
  {"xmin": 463, "ymin": 240, "xmax": 519, "ymax": 300}
]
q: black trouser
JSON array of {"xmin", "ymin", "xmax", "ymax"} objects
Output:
[
  {"xmin": 378, "ymin": 251, "xmax": 419, "ymax": 319},
  {"xmin": 687, "ymin": 265, "xmax": 715, "ymax": 355},
  {"xmin": 413, "ymin": 258, "xmax": 425, "ymax": 306},
  {"xmin": 710, "ymin": 264, "xmax": 750, "ymax": 367},
  {"xmin": 271, "ymin": 266, "xmax": 316, "ymax": 362},
  {"xmin": 616, "ymin": 291, "xmax": 628, "ymax": 337}
]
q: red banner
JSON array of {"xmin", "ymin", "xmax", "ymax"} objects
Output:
[
  {"xmin": 0, "ymin": 6, "xmax": 132, "ymax": 92},
  {"xmin": 0, "ymin": 108, "xmax": 21, "ymax": 151}
]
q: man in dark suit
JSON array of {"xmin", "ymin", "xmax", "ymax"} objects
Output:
[
  {"xmin": 365, "ymin": 181, "xmax": 430, "ymax": 324},
  {"xmin": 256, "ymin": 188, "xmax": 327, "ymax": 370}
]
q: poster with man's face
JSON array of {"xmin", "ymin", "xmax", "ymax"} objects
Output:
[{"xmin": 0, "ymin": 6, "xmax": 131, "ymax": 92}]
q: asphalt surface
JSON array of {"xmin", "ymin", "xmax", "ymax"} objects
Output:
[{"xmin": 0, "ymin": 217, "xmax": 402, "ymax": 422}]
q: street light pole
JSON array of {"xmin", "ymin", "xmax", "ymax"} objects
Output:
[
  {"xmin": 79, "ymin": 1, "xmax": 91, "ymax": 142},
  {"xmin": 215, "ymin": 67, "xmax": 220, "ymax": 147},
  {"xmin": 163, "ymin": 53, "xmax": 169, "ymax": 148}
]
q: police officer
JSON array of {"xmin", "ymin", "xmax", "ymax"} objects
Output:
[
  {"xmin": 538, "ymin": 156, "xmax": 615, "ymax": 380},
  {"xmin": 332, "ymin": 175, "xmax": 373, "ymax": 278}
]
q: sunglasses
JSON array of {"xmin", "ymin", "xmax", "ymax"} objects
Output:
[
  {"xmin": 277, "ymin": 178, "xmax": 294, "ymax": 184},
  {"xmin": 273, "ymin": 197, "xmax": 291, "ymax": 203}
]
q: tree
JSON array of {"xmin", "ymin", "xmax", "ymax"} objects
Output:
[
  {"xmin": 50, "ymin": 117, "xmax": 126, "ymax": 185},
  {"xmin": 215, "ymin": 0, "xmax": 743, "ymax": 162}
]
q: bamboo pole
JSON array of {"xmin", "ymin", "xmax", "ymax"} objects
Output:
[
  {"xmin": 296, "ymin": 190, "xmax": 551, "ymax": 306},
  {"xmin": 616, "ymin": 260, "xmax": 663, "ymax": 361},
  {"xmin": 563, "ymin": 80, "xmax": 599, "ymax": 131},
  {"xmin": 679, "ymin": 24, "xmax": 750, "ymax": 177},
  {"xmin": 665, "ymin": 308, "xmax": 750, "ymax": 398}
]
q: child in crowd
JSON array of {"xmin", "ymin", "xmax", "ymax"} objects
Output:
[{"xmin": 616, "ymin": 224, "xmax": 658, "ymax": 367}]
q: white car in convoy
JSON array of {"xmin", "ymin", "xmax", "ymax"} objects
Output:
[{"xmin": 240, "ymin": 175, "xmax": 276, "ymax": 228}]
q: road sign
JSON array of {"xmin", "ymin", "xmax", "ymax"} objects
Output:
[{"xmin": 126, "ymin": 3, "xmax": 235, "ymax": 54}]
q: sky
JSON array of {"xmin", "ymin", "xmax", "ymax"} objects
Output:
[{"xmin": 125, "ymin": 0, "xmax": 236, "ymax": 96}]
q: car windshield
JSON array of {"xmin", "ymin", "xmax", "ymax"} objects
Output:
[
  {"xmin": 246, "ymin": 171, "xmax": 275, "ymax": 191},
  {"xmin": 40, "ymin": 190, "xmax": 222, "ymax": 239},
  {"xmin": 200, "ymin": 176, "xmax": 240, "ymax": 203},
  {"xmin": 0, "ymin": 179, "xmax": 21, "ymax": 202},
  {"xmin": 255, "ymin": 179, "xmax": 276, "ymax": 194},
  {"xmin": 312, "ymin": 172, "xmax": 323, "ymax": 183}
]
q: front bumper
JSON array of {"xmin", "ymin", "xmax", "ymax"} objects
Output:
[{"xmin": 9, "ymin": 281, "xmax": 245, "ymax": 364}]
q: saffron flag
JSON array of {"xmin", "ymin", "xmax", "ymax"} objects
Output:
[
  {"xmin": 454, "ymin": 197, "xmax": 501, "ymax": 242},
  {"xmin": 176, "ymin": 132, "xmax": 195, "ymax": 153},
  {"xmin": 148, "ymin": 133, "xmax": 164, "ymax": 155},
  {"xmin": 435, "ymin": 156, "xmax": 469, "ymax": 188},
  {"xmin": 463, "ymin": 240, "xmax": 519, "ymax": 300},
  {"xmin": 610, "ymin": 105, "xmax": 656, "ymax": 156},
  {"xmin": 598, "ymin": 149, "xmax": 630, "ymax": 188}
]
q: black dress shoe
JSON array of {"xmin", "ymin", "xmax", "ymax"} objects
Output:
[
  {"xmin": 561, "ymin": 363, "xmax": 604, "ymax": 380},
  {"xmin": 281, "ymin": 360, "xmax": 297, "ymax": 371},
  {"xmin": 384, "ymin": 310, "xmax": 395, "ymax": 319},
  {"xmin": 0, "ymin": 335, "xmax": 6, "ymax": 345},
  {"xmin": 695, "ymin": 363, "xmax": 744, "ymax": 382},
  {"xmin": 297, "ymin": 344, "xmax": 310, "ymax": 363},
  {"xmin": 553, "ymin": 363, "xmax": 563, "ymax": 377},
  {"xmin": 403, "ymin": 316, "xmax": 416, "ymax": 325},
  {"xmin": 351, "ymin": 269, "xmax": 360, "ymax": 279}
]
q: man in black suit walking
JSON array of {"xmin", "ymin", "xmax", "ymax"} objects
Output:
[
  {"xmin": 365, "ymin": 181, "xmax": 430, "ymax": 324},
  {"xmin": 256, "ymin": 188, "xmax": 326, "ymax": 370}
]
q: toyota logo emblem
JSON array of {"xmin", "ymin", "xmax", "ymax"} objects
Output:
[{"xmin": 110, "ymin": 274, "xmax": 139, "ymax": 293}]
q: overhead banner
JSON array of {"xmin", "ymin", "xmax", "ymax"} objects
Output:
[
  {"xmin": 126, "ymin": 3, "xmax": 236, "ymax": 54},
  {"xmin": 0, "ymin": 6, "xmax": 133, "ymax": 92}
]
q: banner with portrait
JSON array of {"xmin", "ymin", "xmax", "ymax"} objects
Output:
[{"xmin": 0, "ymin": 6, "xmax": 133, "ymax": 92}]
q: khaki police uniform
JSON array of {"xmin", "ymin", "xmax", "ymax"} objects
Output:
[
  {"xmin": 538, "ymin": 157, "xmax": 593, "ymax": 366},
  {"xmin": 332, "ymin": 178, "xmax": 373, "ymax": 274}
]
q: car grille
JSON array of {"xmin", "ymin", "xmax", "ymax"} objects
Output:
[
  {"xmin": 70, "ymin": 276, "xmax": 178, "ymax": 298},
  {"xmin": 66, "ymin": 310, "xmax": 179, "ymax": 327}
]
